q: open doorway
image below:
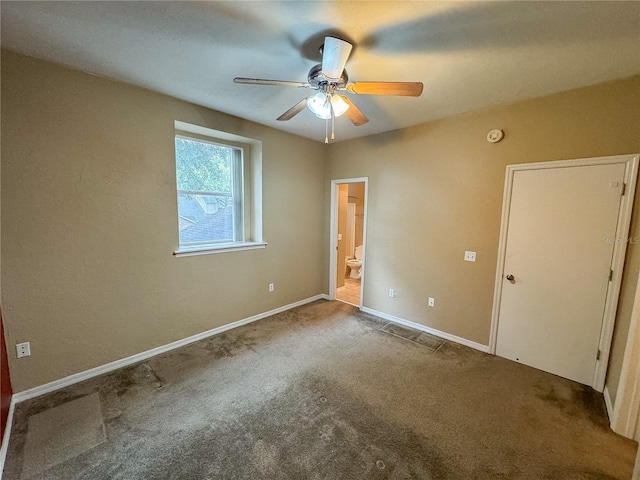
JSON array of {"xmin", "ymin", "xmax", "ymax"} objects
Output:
[{"xmin": 330, "ymin": 178, "xmax": 368, "ymax": 307}]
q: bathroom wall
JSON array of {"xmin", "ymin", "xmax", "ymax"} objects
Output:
[
  {"xmin": 348, "ymin": 183, "xmax": 365, "ymax": 249},
  {"xmin": 325, "ymin": 76, "xmax": 640, "ymax": 405},
  {"xmin": 336, "ymin": 185, "xmax": 348, "ymax": 287}
]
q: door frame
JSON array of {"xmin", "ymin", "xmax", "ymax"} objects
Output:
[
  {"xmin": 329, "ymin": 177, "xmax": 369, "ymax": 306},
  {"xmin": 611, "ymin": 266, "xmax": 640, "ymax": 440},
  {"xmin": 489, "ymin": 154, "xmax": 639, "ymax": 392}
]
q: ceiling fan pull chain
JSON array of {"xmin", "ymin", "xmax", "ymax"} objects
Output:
[
  {"xmin": 330, "ymin": 97, "xmax": 336, "ymax": 141},
  {"xmin": 325, "ymin": 118, "xmax": 329, "ymax": 144}
]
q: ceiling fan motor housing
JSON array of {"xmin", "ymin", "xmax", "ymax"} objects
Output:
[{"xmin": 307, "ymin": 64, "xmax": 348, "ymax": 91}]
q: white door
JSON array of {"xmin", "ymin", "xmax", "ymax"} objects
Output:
[{"xmin": 496, "ymin": 163, "xmax": 626, "ymax": 386}]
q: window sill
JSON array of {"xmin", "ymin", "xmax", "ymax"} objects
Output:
[{"xmin": 174, "ymin": 242, "xmax": 267, "ymax": 258}]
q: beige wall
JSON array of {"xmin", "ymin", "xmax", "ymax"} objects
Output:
[
  {"xmin": 326, "ymin": 76, "xmax": 640, "ymax": 402},
  {"xmin": 1, "ymin": 51, "xmax": 327, "ymax": 392}
]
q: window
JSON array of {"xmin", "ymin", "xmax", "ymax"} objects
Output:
[
  {"xmin": 176, "ymin": 135, "xmax": 243, "ymax": 245},
  {"xmin": 173, "ymin": 122, "xmax": 264, "ymax": 256}
]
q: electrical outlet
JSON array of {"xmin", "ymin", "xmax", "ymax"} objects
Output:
[
  {"xmin": 268, "ymin": 283, "xmax": 274, "ymax": 292},
  {"xmin": 464, "ymin": 251, "xmax": 477, "ymax": 262},
  {"xmin": 428, "ymin": 297, "xmax": 435, "ymax": 307},
  {"xmin": 16, "ymin": 342, "xmax": 31, "ymax": 358},
  {"xmin": 388, "ymin": 289, "xmax": 395, "ymax": 298}
]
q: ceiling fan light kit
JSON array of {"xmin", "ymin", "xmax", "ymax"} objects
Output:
[
  {"xmin": 308, "ymin": 92, "xmax": 349, "ymax": 120},
  {"xmin": 234, "ymin": 36, "xmax": 424, "ymax": 143}
]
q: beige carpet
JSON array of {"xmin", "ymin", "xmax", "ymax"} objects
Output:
[
  {"xmin": 20, "ymin": 392, "xmax": 105, "ymax": 479},
  {"xmin": 3, "ymin": 300, "xmax": 637, "ymax": 479}
]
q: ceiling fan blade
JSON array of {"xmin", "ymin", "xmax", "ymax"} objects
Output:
[
  {"xmin": 276, "ymin": 98, "xmax": 309, "ymax": 121},
  {"xmin": 339, "ymin": 96, "xmax": 369, "ymax": 126},
  {"xmin": 322, "ymin": 37, "xmax": 353, "ymax": 80},
  {"xmin": 346, "ymin": 82, "xmax": 424, "ymax": 97},
  {"xmin": 234, "ymin": 77, "xmax": 308, "ymax": 88}
]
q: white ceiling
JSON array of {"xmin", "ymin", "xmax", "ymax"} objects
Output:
[{"xmin": 2, "ymin": 1, "xmax": 639, "ymax": 143}]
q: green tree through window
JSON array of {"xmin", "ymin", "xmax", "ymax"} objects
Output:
[{"xmin": 175, "ymin": 137, "xmax": 232, "ymax": 193}]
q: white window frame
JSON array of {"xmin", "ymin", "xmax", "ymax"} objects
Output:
[{"xmin": 173, "ymin": 122, "xmax": 265, "ymax": 257}]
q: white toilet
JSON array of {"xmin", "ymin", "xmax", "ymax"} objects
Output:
[{"xmin": 347, "ymin": 245, "xmax": 363, "ymax": 279}]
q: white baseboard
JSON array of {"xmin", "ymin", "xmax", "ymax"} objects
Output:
[
  {"xmin": 13, "ymin": 294, "xmax": 330, "ymax": 404},
  {"xmin": 0, "ymin": 396, "xmax": 17, "ymax": 479},
  {"xmin": 603, "ymin": 386, "xmax": 614, "ymax": 421},
  {"xmin": 360, "ymin": 307, "xmax": 490, "ymax": 353}
]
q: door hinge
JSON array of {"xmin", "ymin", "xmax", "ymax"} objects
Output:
[
  {"xmin": 596, "ymin": 349, "xmax": 601, "ymax": 361},
  {"xmin": 622, "ymin": 183, "xmax": 627, "ymax": 196},
  {"xmin": 609, "ymin": 269, "xmax": 614, "ymax": 281}
]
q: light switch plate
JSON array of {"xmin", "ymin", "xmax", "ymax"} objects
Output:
[{"xmin": 464, "ymin": 251, "xmax": 477, "ymax": 262}]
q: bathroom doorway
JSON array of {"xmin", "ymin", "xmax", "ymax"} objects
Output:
[{"xmin": 330, "ymin": 178, "xmax": 368, "ymax": 307}]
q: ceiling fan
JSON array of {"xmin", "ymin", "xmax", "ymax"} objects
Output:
[{"xmin": 234, "ymin": 36, "xmax": 423, "ymax": 143}]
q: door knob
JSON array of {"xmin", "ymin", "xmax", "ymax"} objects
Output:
[{"xmin": 505, "ymin": 274, "xmax": 515, "ymax": 281}]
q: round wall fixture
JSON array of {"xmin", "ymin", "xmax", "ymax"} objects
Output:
[{"xmin": 487, "ymin": 129, "xmax": 504, "ymax": 143}]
